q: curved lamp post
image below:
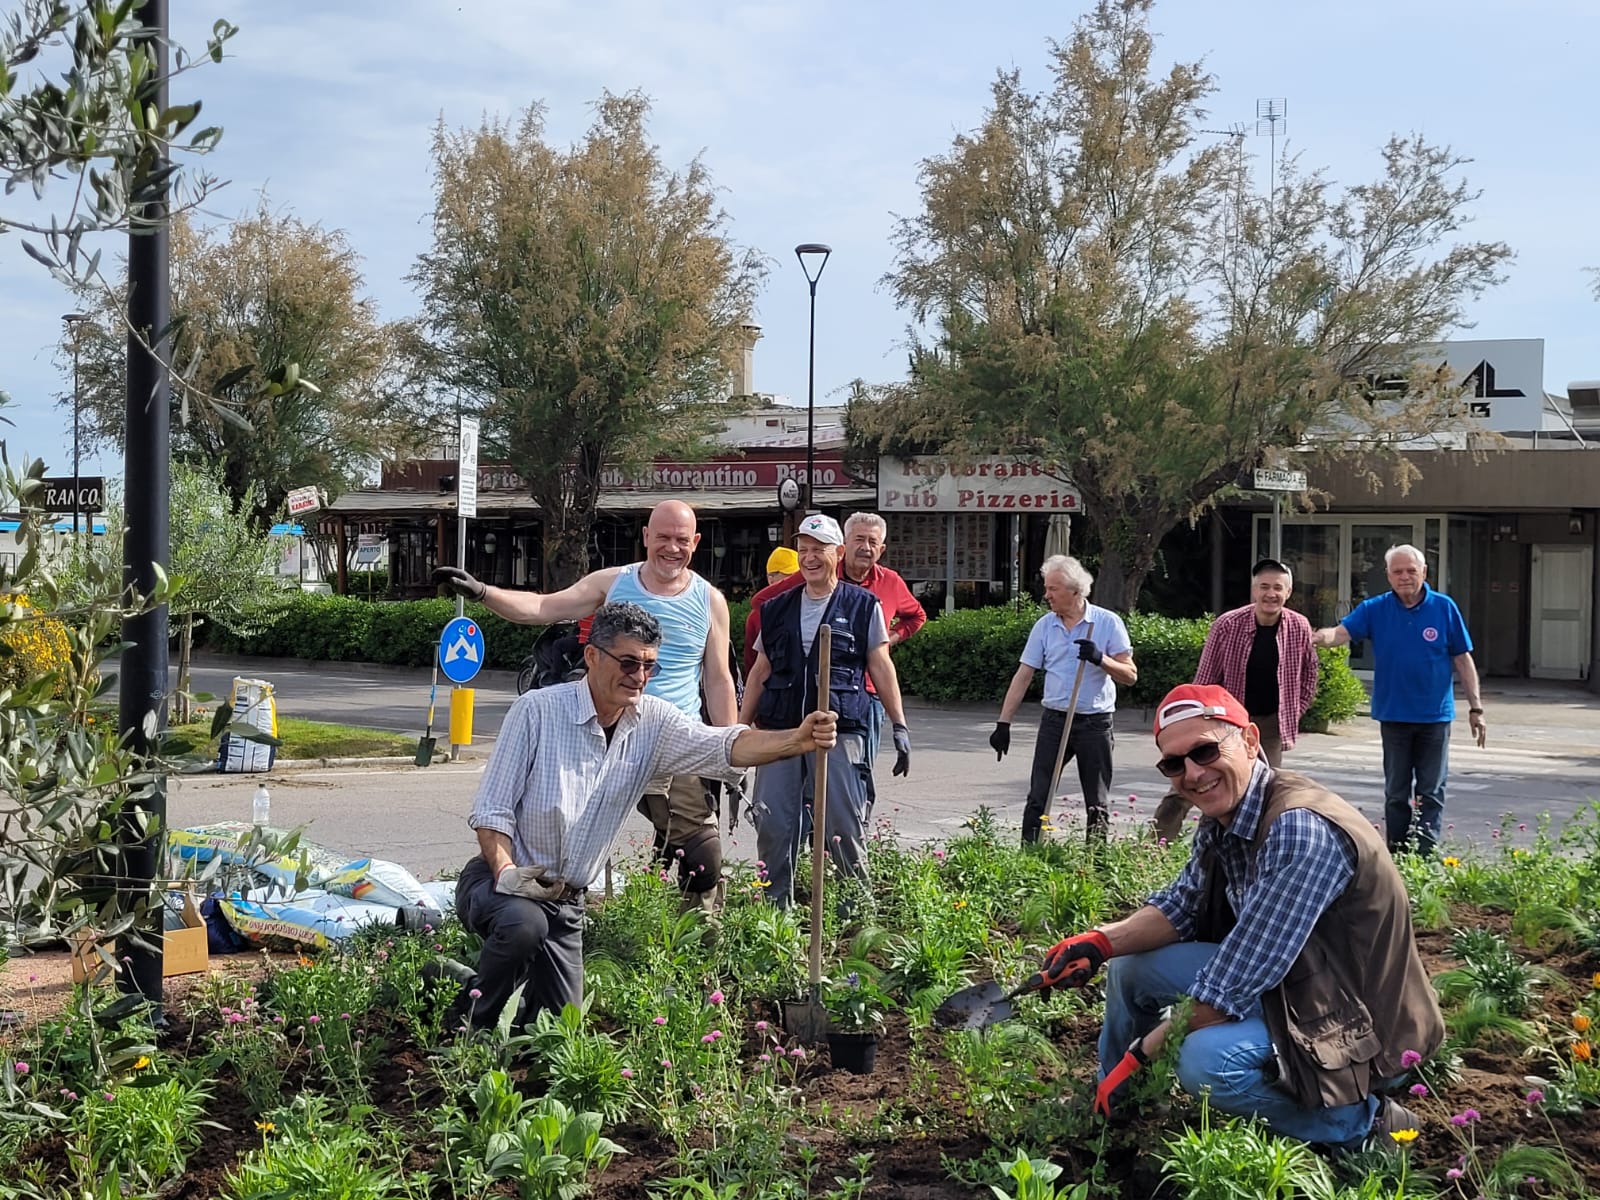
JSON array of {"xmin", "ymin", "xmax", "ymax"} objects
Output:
[{"xmin": 794, "ymin": 243, "xmax": 831, "ymax": 513}]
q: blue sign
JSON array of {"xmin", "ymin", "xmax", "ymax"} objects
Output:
[{"xmin": 438, "ymin": 617, "xmax": 485, "ymax": 684}]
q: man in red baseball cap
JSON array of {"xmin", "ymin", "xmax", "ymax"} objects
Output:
[{"xmin": 1026, "ymin": 683, "xmax": 1442, "ymax": 1151}]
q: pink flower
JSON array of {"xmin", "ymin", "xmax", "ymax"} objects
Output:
[
  {"xmin": 340, "ymin": 1013, "xmax": 351, "ymax": 1021},
  {"xmin": 660, "ymin": 1059, "xmax": 672, "ymax": 1069},
  {"xmin": 103, "ymin": 1092, "xmax": 115, "ymax": 1102},
  {"xmin": 1446, "ymin": 1169, "xmax": 1464, "ymax": 1180},
  {"xmin": 469, "ymin": 989, "xmax": 482, "ymax": 1000},
  {"xmin": 710, "ymin": 1029, "xmax": 723, "ymax": 1040},
  {"xmin": 1518, "ymin": 823, "xmax": 1527, "ymax": 831},
  {"xmin": 423, "ymin": 924, "xmax": 434, "ymax": 933},
  {"xmin": 308, "ymin": 1015, "xmax": 321, "ymax": 1024},
  {"xmin": 653, "ymin": 1016, "xmax": 667, "ymax": 1026},
  {"xmin": 1410, "ymin": 1083, "xmax": 1428, "ymax": 1097},
  {"xmin": 701, "ymin": 1034, "xmax": 715, "ymax": 1044},
  {"xmin": 13, "ymin": 1062, "xmax": 27, "ymax": 1075},
  {"xmin": 754, "ymin": 1020, "xmax": 768, "ymax": 1032},
  {"xmin": 708, "ymin": 990, "xmax": 724, "ymax": 1006},
  {"xmin": 1527, "ymin": 1088, "xmax": 1545, "ymax": 1105},
  {"xmin": 759, "ymin": 1053, "xmax": 771, "ymax": 1062},
  {"xmin": 790, "ymin": 1047, "xmax": 806, "ymax": 1059},
  {"xmin": 1400, "ymin": 1049, "xmax": 1422, "ymax": 1069},
  {"xmin": 1450, "ymin": 1108, "xmax": 1480, "ymax": 1126},
  {"xmin": 620, "ymin": 1068, "xmax": 634, "ymax": 1079}
]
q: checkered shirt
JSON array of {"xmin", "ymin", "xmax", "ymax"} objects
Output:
[
  {"xmin": 1147, "ymin": 759, "xmax": 1356, "ymax": 1019},
  {"xmin": 1193, "ymin": 605, "xmax": 1319, "ymax": 749},
  {"xmin": 468, "ymin": 680, "xmax": 744, "ymax": 890}
]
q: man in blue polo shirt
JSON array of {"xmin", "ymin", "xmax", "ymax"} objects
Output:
[
  {"xmin": 1313, "ymin": 544, "xmax": 1485, "ymax": 856},
  {"xmin": 992, "ymin": 554, "xmax": 1137, "ymax": 845}
]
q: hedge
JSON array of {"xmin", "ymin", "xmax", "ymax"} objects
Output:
[{"xmin": 205, "ymin": 596, "xmax": 1365, "ymax": 729}]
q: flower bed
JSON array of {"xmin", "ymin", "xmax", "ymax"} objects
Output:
[{"xmin": 3, "ymin": 807, "xmax": 1599, "ymax": 1199}]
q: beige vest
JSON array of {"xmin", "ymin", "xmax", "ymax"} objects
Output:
[{"xmin": 1199, "ymin": 770, "xmax": 1444, "ymax": 1109}]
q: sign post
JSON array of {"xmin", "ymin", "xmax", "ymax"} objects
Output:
[
  {"xmin": 1252, "ymin": 469, "xmax": 1308, "ymax": 562},
  {"xmin": 452, "ymin": 418, "xmax": 481, "ymax": 757}
]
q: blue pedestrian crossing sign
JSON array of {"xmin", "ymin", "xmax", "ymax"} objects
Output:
[{"xmin": 439, "ymin": 617, "xmax": 485, "ymax": 684}]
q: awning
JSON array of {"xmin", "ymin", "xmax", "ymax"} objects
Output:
[{"xmin": 328, "ymin": 486, "xmax": 877, "ymax": 517}]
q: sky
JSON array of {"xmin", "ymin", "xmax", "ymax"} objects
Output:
[{"xmin": 3, "ymin": 0, "xmax": 1597, "ymax": 482}]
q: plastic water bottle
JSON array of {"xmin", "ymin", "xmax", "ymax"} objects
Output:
[{"xmin": 251, "ymin": 782, "xmax": 271, "ymax": 827}]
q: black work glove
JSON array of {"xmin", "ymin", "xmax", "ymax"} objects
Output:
[
  {"xmin": 432, "ymin": 565, "xmax": 486, "ymax": 602},
  {"xmin": 1074, "ymin": 638, "xmax": 1104, "ymax": 666},
  {"xmin": 990, "ymin": 721, "xmax": 1011, "ymax": 760},
  {"xmin": 892, "ymin": 723, "xmax": 911, "ymax": 777}
]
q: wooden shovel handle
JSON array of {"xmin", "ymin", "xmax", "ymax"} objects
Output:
[{"xmin": 808, "ymin": 624, "xmax": 832, "ymax": 991}]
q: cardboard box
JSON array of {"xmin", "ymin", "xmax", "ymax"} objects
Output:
[{"xmin": 71, "ymin": 889, "xmax": 210, "ymax": 983}]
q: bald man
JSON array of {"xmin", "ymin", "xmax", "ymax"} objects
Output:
[{"xmin": 434, "ymin": 500, "xmax": 738, "ymax": 907}]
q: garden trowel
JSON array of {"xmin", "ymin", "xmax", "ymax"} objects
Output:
[{"xmin": 933, "ymin": 945, "xmax": 1104, "ymax": 1030}]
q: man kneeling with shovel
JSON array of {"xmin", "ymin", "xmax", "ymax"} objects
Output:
[
  {"xmin": 451, "ymin": 601, "xmax": 835, "ymax": 1031},
  {"xmin": 1038, "ymin": 684, "xmax": 1442, "ymax": 1150}
]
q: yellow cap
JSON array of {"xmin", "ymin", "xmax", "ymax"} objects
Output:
[{"xmin": 766, "ymin": 546, "xmax": 799, "ymax": 575}]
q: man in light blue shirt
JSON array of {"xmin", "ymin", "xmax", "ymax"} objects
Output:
[
  {"xmin": 454, "ymin": 602, "xmax": 834, "ymax": 1030},
  {"xmin": 993, "ymin": 555, "xmax": 1137, "ymax": 844},
  {"xmin": 1313, "ymin": 544, "xmax": 1485, "ymax": 855}
]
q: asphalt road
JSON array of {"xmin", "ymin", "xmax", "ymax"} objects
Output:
[{"xmin": 166, "ymin": 656, "xmax": 1600, "ymax": 881}]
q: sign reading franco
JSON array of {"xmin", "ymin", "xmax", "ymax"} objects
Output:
[
  {"xmin": 475, "ymin": 457, "xmax": 851, "ymax": 493},
  {"xmin": 286, "ymin": 486, "xmax": 322, "ymax": 516},
  {"xmin": 877, "ymin": 456, "xmax": 1082, "ymax": 513},
  {"xmin": 38, "ymin": 476, "xmax": 105, "ymax": 513}
]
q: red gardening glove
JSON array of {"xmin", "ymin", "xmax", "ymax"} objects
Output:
[
  {"xmin": 1037, "ymin": 929, "xmax": 1113, "ymax": 998},
  {"xmin": 1094, "ymin": 1038, "xmax": 1150, "ymax": 1117}
]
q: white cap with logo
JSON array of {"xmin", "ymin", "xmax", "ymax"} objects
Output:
[{"xmin": 795, "ymin": 513, "xmax": 844, "ymax": 546}]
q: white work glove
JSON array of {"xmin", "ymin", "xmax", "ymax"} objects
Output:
[{"xmin": 495, "ymin": 865, "xmax": 567, "ymax": 901}]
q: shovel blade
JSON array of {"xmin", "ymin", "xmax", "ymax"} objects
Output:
[
  {"xmin": 932, "ymin": 980, "xmax": 1017, "ymax": 1030},
  {"xmin": 414, "ymin": 736, "xmax": 437, "ymax": 767},
  {"xmin": 782, "ymin": 997, "xmax": 830, "ymax": 1046}
]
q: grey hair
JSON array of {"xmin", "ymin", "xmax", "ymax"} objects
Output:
[
  {"xmin": 844, "ymin": 512, "xmax": 887, "ymax": 540},
  {"xmin": 589, "ymin": 602, "xmax": 662, "ymax": 650},
  {"xmin": 1041, "ymin": 554, "xmax": 1093, "ymax": 596},
  {"xmin": 1384, "ymin": 544, "xmax": 1427, "ymax": 571}
]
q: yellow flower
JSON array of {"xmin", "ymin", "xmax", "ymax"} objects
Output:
[
  {"xmin": 1592, "ymin": 971, "xmax": 1600, "ymax": 989},
  {"xmin": 1389, "ymin": 1128, "xmax": 1420, "ymax": 1144},
  {"xmin": 132, "ymin": 1056, "xmax": 151, "ymax": 1070},
  {"xmin": 1442, "ymin": 857, "xmax": 1461, "ymax": 868},
  {"xmin": 255, "ymin": 1120, "xmax": 276, "ymax": 1134},
  {"xmin": 1574, "ymin": 1013, "xmax": 1592, "ymax": 1033},
  {"xmin": 952, "ymin": 899, "xmax": 967, "ymax": 910}
]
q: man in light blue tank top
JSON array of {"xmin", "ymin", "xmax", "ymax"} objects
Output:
[{"xmin": 433, "ymin": 500, "xmax": 738, "ymax": 904}]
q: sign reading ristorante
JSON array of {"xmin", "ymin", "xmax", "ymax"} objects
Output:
[{"xmin": 476, "ymin": 456, "xmax": 851, "ymax": 492}]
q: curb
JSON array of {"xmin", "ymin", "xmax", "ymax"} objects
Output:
[{"xmin": 257, "ymin": 754, "xmax": 479, "ymax": 771}]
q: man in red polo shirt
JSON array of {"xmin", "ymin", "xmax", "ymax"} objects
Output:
[{"xmin": 744, "ymin": 512, "xmax": 925, "ymax": 807}]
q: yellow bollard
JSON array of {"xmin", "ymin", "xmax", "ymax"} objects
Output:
[{"xmin": 449, "ymin": 687, "xmax": 474, "ymax": 750}]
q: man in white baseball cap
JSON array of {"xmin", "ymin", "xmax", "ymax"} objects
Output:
[{"xmin": 738, "ymin": 513, "xmax": 911, "ymax": 905}]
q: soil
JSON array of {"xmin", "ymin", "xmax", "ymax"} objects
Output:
[{"xmin": 4, "ymin": 905, "xmax": 1599, "ymax": 1198}]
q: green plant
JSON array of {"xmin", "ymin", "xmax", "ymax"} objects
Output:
[
  {"xmin": 1159, "ymin": 1099, "xmax": 1336, "ymax": 1200},
  {"xmin": 68, "ymin": 1074, "xmax": 211, "ymax": 1187},
  {"xmin": 224, "ymin": 1122, "xmax": 399, "ymax": 1200},
  {"xmin": 513, "ymin": 1002, "xmax": 634, "ymax": 1122},
  {"xmin": 987, "ymin": 1148, "xmax": 1087, "ymax": 1200},
  {"xmin": 481, "ymin": 1097, "xmax": 625, "ymax": 1200},
  {"xmin": 825, "ymin": 967, "xmax": 890, "ymax": 1033}
]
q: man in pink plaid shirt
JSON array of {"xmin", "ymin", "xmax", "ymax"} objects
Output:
[{"xmin": 1153, "ymin": 559, "xmax": 1319, "ymax": 841}]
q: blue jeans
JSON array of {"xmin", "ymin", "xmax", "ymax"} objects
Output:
[
  {"xmin": 1100, "ymin": 943, "xmax": 1378, "ymax": 1146},
  {"xmin": 1379, "ymin": 721, "xmax": 1450, "ymax": 854}
]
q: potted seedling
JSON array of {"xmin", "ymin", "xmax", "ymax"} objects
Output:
[{"xmin": 825, "ymin": 967, "xmax": 889, "ymax": 1074}]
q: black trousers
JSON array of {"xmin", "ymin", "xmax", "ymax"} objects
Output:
[
  {"xmin": 453, "ymin": 855, "xmax": 585, "ymax": 1030},
  {"xmin": 1022, "ymin": 709, "xmax": 1115, "ymax": 844}
]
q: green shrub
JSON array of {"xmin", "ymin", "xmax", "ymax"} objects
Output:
[{"xmin": 1302, "ymin": 644, "xmax": 1366, "ymax": 731}]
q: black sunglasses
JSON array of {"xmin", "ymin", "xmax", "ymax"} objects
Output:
[
  {"xmin": 592, "ymin": 643, "xmax": 662, "ymax": 679},
  {"xmin": 1155, "ymin": 727, "xmax": 1241, "ymax": 779}
]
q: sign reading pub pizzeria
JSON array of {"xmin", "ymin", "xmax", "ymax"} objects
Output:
[{"xmin": 877, "ymin": 456, "xmax": 1082, "ymax": 513}]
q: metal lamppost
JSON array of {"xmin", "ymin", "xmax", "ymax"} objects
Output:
[
  {"xmin": 61, "ymin": 312, "xmax": 88, "ymax": 534},
  {"xmin": 794, "ymin": 243, "xmax": 831, "ymax": 513}
]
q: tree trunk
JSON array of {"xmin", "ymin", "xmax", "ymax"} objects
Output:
[
  {"xmin": 1093, "ymin": 545, "xmax": 1145, "ymax": 613},
  {"xmin": 542, "ymin": 519, "xmax": 592, "ymax": 590},
  {"xmin": 174, "ymin": 614, "xmax": 193, "ymax": 725}
]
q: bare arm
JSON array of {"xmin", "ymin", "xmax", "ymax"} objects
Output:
[
  {"xmin": 1455, "ymin": 651, "xmax": 1486, "ymax": 747},
  {"xmin": 700, "ymin": 588, "xmax": 738, "ymax": 725},
  {"xmin": 1096, "ymin": 903, "xmax": 1181, "ymax": 957},
  {"xmin": 1099, "ymin": 650, "xmax": 1137, "ymax": 687},
  {"xmin": 730, "ymin": 711, "xmax": 836, "ymax": 766},
  {"xmin": 865, "ymin": 643, "xmax": 907, "ymax": 727},
  {"xmin": 739, "ymin": 652, "xmax": 771, "ymax": 725},
  {"xmin": 1312, "ymin": 624, "xmax": 1351, "ymax": 648},
  {"xmin": 998, "ymin": 663, "xmax": 1036, "ymax": 723},
  {"xmin": 475, "ymin": 827, "xmax": 516, "ymax": 876},
  {"xmin": 480, "ymin": 568, "xmax": 620, "ymax": 625}
]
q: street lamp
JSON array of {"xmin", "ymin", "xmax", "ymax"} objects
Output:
[
  {"xmin": 794, "ymin": 243, "xmax": 831, "ymax": 513},
  {"xmin": 61, "ymin": 313, "xmax": 89, "ymax": 536}
]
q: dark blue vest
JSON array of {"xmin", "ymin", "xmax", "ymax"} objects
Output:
[{"xmin": 755, "ymin": 581, "xmax": 877, "ymax": 732}]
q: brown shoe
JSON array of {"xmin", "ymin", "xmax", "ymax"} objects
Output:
[{"xmin": 1368, "ymin": 1096, "xmax": 1420, "ymax": 1150}]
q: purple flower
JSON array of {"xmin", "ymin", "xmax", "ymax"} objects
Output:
[
  {"xmin": 708, "ymin": 989, "xmax": 724, "ymax": 1006},
  {"xmin": 759, "ymin": 1053, "xmax": 771, "ymax": 1062},
  {"xmin": 423, "ymin": 924, "xmax": 434, "ymax": 933},
  {"xmin": 1400, "ymin": 1049, "xmax": 1422, "ymax": 1069},
  {"xmin": 620, "ymin": 1068, "xmax": 634, "ymax": 1079},
  {"xmin": 13, "ymin": 1062, "xmax": 27, "ymax": 1076},
  {"xmin": 652, "ymin": 1015, "xmax": 667, "ymax": 1026},
  {"xmin": 754, "ymin": 1020, "xmax": 768, "ymax": 1032},
  {"xmin": 660, "ymin": 1059, "xmax": 672, "ymax": 1069},
  {"xmin": 308, "ymin": 1015, "xmax": 321, "ymax": 1024},
  {"xmin": 791, "ymin": 1047, "xmax": 806, "ymax": 1059},
  {"xmin": 1449, "ymin": 1108, "xmax": 1480, "ymax": 1126},
  {"xmin": 340, "ymin": 1012, "xmax": 351, "ymax": 1021},
  {"xmin": 469, "ymin": 988, "xmax": 482, "ymax": 1000},
  {"xmin": 1527, "ymin": 1088, "xmax": 1545, "ymax": 1106},
  {"xmin": 701, "ymin": 1034, "xmax": 715, "ymax": 1044},
  {"xmin": 1446, "ymin": 1168, "xmax": 1463, "ymax": 1180},
  {"xmin": 103, "ymin": 1092, "xmax": 115, "ymax": 1102},
  {"xmin": 1410, "ymin": 1083, "xmax": 1429, "ymax": 1097}
]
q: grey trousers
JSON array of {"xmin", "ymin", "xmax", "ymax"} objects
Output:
[
  {"xmin": 752, "ymin": 729, "xmax": 870, "ymax": 906},
  {"xmin": 454, "ymin": 855, "xmax": 585, "ymax": 1030}
]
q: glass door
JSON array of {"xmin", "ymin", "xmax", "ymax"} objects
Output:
[{"xmin": 1347, "ymin": 523, "xmax": 1420, "ymax": 670}]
